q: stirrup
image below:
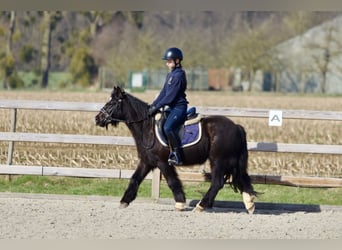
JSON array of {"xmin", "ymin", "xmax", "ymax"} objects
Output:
[{"xmin": 168, "ymin": 152, "xmax": 183, "ymax": 166}]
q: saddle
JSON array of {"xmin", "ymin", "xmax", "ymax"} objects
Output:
[{"xmin": 154, "ymin": 107, "xmax": 202, "ymax": 148}]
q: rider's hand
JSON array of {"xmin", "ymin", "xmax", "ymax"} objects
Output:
[{"xmin": 148, "ymin": 105, "xmax": 158, "ymax": 116}]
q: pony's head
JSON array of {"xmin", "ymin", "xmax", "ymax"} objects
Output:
[
  {"xmin": 95, "ymin": 86, "xmax": 127, "ymax": 129},
  {"xmin": 95, "ymin": 86, "xmax": 149, "ymax": 129}
]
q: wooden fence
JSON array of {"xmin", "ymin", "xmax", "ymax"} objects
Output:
[{"xmin": 0, "ymin": 99, "xmax": 341, "ymax": 199}]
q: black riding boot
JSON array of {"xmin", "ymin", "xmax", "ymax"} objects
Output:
[{"xmin": 167, "ymin": 131, "xmax": 183, "ymax": 166}]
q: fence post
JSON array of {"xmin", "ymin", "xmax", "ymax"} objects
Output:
[
  {"xmin": 6, "ymin": 108, "xmax": 17, "ymax": 181},
  {"xmin": 151, "ymin": 168, "xmax": 161, "ymax": 200}
]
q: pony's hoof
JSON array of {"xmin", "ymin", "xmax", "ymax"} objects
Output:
[
  {"xmin": 192, "ymin": 203, "xmax": 205, "ymax": 212},
  {"xmin": 247, "ymin": 204, "xmax": 255, "ymax": 214},
  {"xmin": 119, "ymin": 202, "xmax": 129, "ymax": 209},
  {"xmin": 242, "ymin": 192, "xmax": 255, "ymax": 214},
  {"xmin": 175, "ymin": 202, "xmax": 186, "ymax": 211}
]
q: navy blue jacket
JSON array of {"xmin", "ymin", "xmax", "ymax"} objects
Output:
[{"xmin": 152, "ymin": 67, "xmax": 188, "ymax": 110}]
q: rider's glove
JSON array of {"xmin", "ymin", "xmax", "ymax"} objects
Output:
[{"xmin": 148, "ymin": 105, "xmax": 158, "ymax": 116}]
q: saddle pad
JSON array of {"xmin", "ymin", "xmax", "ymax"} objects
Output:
[{"xmin": 155, "ymin": 122, "xmax": 202, "ymax": 148}]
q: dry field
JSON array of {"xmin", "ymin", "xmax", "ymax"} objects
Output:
[{"xmin": 0, "ymin": 90, "xmax": 341, "ymax": 178}]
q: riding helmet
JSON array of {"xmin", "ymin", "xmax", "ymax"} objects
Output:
[{"xmin": 162, "ymin": 47, "xmax": 183, "ymax": 61}]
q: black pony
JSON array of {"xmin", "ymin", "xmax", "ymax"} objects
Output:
[{"xmin": 95, "ymin": 86, "xmax": 258, "ymax": 213}]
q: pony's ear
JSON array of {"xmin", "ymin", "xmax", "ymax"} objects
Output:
[
  {"xmin": 112, "ymin": 86, "xmax": 120, "ymax": 98},
  {"xmin": 117, "ymin": 87, "xmax": 126, "ymax": 97},
  {"xmin": 112, "ymin": 86, "xmax": 118, "ymax": 95},
  {"xmin": 112, "ymin": 86, "xmax": 122, "ymax": 93},
  {"xmin": 115, "ymin": 86, "xmax": 126, "ymax": 98}
]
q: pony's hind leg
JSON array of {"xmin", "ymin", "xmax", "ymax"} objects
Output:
[
  {"xmin": 235, "ymin": 124, "xmax": 258, "ymax": 214},
  {"xmin": 193, "ymin": 161, "xmax": 226, "ymax": 212},
  {"xmin": 231, "ymin": 170, "xmax": 257, "ymax": 214},
  {"xmin": 239, "ymin": 173, "xmax": 257, "ymax": 214},
  {"xmin": 242, "ymin": 191, "xmax": 256, "ymax": 214}
]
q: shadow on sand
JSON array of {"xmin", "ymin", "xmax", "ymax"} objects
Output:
[{"xmin": 187, "ymin": 199, "xmax": 326, "ymax": 215}]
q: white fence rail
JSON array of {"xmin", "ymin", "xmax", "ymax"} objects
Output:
[
  {"xmin": 1, "ymin": 100, "xmax": 341, "ymax": 198},
  {"xmin": 1, "ymin": 99, "xmax": 341, "ymax": 120}
]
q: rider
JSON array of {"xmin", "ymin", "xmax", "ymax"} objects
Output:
[{"xmin": 148, "ymin": 47, "xmax": 188, "ymax": 165}]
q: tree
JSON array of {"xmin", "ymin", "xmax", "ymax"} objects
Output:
[
  {"xmin": 68, "ymin": 46, "xmax": 98, "ymax": 87},
  {"xmin": 283, "ymin": 11, "xmax": 315, "ymax": 37},
  {"xmin": 227, "ymin": 22, "xmax": 279, "ymax": 91},
  {"xmin": 0, "ymin": 11, "xmax": 339, "ymax": 91},
  {"xmin": 40, "ymin": 11, "xmax": 53, "ymax": 88},
  {"xmin": 0, "ymin": 11, "xmax": 25, "ymax": 89},
  {"xmin": 64, "ymin": 11, "xmax": 113, "ymax": 87},
  {"xmin": 82, "ymin": 11, "xmax": 115, "ymax": 40},
  {"xmin": 304, "ymin": 21, "xmax": 342, "ymax": 93},
  {"xmin": 40, "ymin": 11, "xmax": 62, "ymax": 88}
]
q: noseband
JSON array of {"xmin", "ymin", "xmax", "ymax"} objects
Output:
[{"xmin": 100, "ymin": 108, "xmax": 125, "ymax": 124}]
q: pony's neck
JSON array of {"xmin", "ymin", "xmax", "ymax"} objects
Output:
[
  {"xmin": 124, "ymin": 94, "xmax": 154, "ymax": 150},
  {"xmin": 127, "ymin": 118, "xmax": 154, "ymax": 152}
]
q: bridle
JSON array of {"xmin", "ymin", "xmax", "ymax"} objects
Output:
[
  {"xmin": 99, "ymin": 106, "xmax": 155, "ymax": 149},
  {"xmin": 99, "ymin": 107, "xmax": 148, "ymax": 124}
]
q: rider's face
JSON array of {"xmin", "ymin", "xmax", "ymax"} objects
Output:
[
  {"xmin": 166, "ymin": 59, "xmax": 179, "ymax": 70},
  {"xmin": 166, "ymin": 59, "xmax": 175, "ymax": 70}
]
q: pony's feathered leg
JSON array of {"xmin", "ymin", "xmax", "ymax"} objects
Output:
[
  {"xmin": 120, "ymin": 161, "xmax": 152, "ymax": 208},
  {"xmin": 193, "ymin": 160, "xmax": 226, "ymax": 212},
  {"xmin": 158, "ymin": 162, "xmax": 186, "ymax": 211},
  {"xmin": 243, "ymin": 191, "xmax": 256, "ymax": 214}
]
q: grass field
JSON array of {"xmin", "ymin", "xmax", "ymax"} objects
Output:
[{"xmin": 0, "ymin": 175, "xmax": 341, "ymax": 205}]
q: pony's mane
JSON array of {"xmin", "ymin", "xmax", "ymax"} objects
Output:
[{"xmin": 125, "ymin": 92, "xmax": 149, "ymax": 121}]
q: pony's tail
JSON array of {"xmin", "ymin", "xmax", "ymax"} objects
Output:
[{"xmin": 232, "ymin": 125, "xmax": 259, "ymax": 197}]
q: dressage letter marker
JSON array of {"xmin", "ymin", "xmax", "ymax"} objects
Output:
[{"xmin": 269, "ymin": 110, "xmax": 283, "ymax": 126}]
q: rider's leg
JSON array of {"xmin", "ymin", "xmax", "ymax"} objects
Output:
[
  {"xmin": 163, "ymin": 106, "xmax": 186, "ymax": 165},
  {"xmin": 166, "ymin": 130, "xmax": 183, "ymax": 165}
]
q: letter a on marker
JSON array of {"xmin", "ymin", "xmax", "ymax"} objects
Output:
[{"xmin": 269, "ymin": 110, "xmax": 282, "ymax": 126}]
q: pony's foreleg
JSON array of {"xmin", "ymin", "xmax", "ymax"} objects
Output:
[
  {"xmin": 120, "ymin": 162, "xmax": 151, "ymax": 208},
  {"xmin": 159, "ymin": 163, "xmax": 186, "ymax": 211}
]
